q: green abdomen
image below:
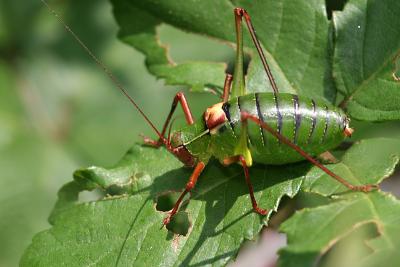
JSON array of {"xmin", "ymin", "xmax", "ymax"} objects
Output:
[{"xmin": 211, "ymin": 92, "xmax": 347, "ymax": 165}]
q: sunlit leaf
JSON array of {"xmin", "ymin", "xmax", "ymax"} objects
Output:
[
  {"xmin": 113, "ymin": 0, "xmax": 336, "ymax": 102},
  {"xmin": 279, "ymin": 138, "xmax": 400, "ymax": 267},
  {"xmin": 333, "ymin": 0, "xmax": 400, "ymax": 121}
]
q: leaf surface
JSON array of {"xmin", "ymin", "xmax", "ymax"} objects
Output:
[
  {"xmin": 20, "ymin": 0, "xmax": 400, "ymax": 266},
  {"xmin": 21, "ymin": 144, "xmax": 306, "ymax": 266},
  {"xmin": 21, "ymin": 138, "xmax": 398, "ymax": 266},
  {"xmin": 279, "ymin": 138, "xmax": 400, "ymax": 267},
  {"xmin": 112, "ymin": 0, "xmax": 336, "ymax": 102},
  {"xmin": 333, "ymin": 0, "xmax": 400, "ymax": 121}
]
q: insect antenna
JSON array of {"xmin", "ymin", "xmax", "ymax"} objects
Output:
[
  {"xmin": 167, "ymin": 117, "xmax": 178, "ymax": 144},
  {"xmin": 41, "ymin": 0, "xmax": 165, "ymax": 141}
]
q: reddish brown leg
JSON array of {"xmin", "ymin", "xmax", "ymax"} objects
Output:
[
  {"xmin": 222, "ymin": 155, "xmax": 240, "ymax": 166},
  {"xmin": 142, "ymin": 92, "xmax": 194, "ymax": 147},
  {"xmin": 241, "ymin": 112, "xmax": 378, "ymax": 192},
  {"xmin": 222, "ymin": 74, "xmax": 233, "ymax": 102},
  {"xmin": 234, "ymin": 8, "xmax": 279, "ymax": 94},
  {"xmin": 239, "ymin": 156, "xmax": 268, "ymax": 215},
  {"xmin": 163, "ymin": 162, "xmax": 206, "ymax": 225}
]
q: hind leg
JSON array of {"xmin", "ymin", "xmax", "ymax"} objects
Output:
[{"xmin": 240, "ymin": 112, "xmax": 377, "ymax": 192}]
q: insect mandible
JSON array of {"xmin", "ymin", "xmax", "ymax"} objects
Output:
[{"xmin": 43, "ymin": 2, "xmax": 378, "ymax": 226}]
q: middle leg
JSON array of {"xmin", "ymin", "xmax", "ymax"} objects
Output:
[
  {"xmin": 239, "ymin": 156, "xmax": 268, "ymax": 215},
  {"xmin": 223, "ymin": 155, "xmax": 268, "ymax": 215}
]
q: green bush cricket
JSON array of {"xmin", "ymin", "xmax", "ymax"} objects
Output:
[{"xmin": 42, "ymin": 2, "xmax": 377, "ymax": 226}]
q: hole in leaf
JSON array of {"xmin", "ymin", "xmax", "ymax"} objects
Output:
[
  {"xmin": 106, "ymin": 184, "xmax": 129, "ymax": 196},
  {"xmin": 155, "ymin": 192, "xmax": 192, "ymax": 236},
  {"xmin": 156, "ymin": 191, "xmax": 188, "ymax": 212},
  {"xmin": 79, "ymin": 188, "xmax": 104, "ymax": 202},
  {"xmin": 325, "ymin": 0, "xmax": 348, "ymax": 19},
  {"xmin": 166, "ymin": 211, "xmax": 190, "ymax": 236},
  {"xmin": 380, "ymin": 167, "xmax": 400, "ymax": 198}
]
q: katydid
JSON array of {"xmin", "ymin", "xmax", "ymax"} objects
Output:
[{"xmin": 42, "ymin": 2, "xmax": 377, "ymax": 226}]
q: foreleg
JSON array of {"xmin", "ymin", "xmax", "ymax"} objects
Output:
[
  {"xmin": 163, "ymin": 162, "xmax": 206, "ymax": 225},
  {"xmin": 239, "ymin": 156, "xmax": 268, "ymax": 215},
  {"xmin": 142, "ymin": 92, "xmax": 194, "ymax": 147}
]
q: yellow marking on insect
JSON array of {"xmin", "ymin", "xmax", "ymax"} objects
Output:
[{"xmin": 234, "ymin": 120, "xmax": 253, "ymax": 166}]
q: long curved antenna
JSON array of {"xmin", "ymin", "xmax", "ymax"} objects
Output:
[{"xmin": 41, "ymin": 0, "xmax": 164, "ymax": 140}]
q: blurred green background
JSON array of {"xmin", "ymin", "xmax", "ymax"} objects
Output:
[
  {"xmin": 0, "ymin": 0, "xmax": 231, "ymax": 265},
  {"xmin": 1, "ymin": 0, "xmax": 399, "ymax": 266}
]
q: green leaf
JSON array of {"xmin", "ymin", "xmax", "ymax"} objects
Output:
[
  {"xmin": 20, "ymin": 0, "xmax": 400, "ymax": 266},
  {"xmin": 1, "ymin": 2, "xmax": 179, "ymax": 265},
  {"xmin": 333, "ymin": 0, "xmax": 400, "ymax": 121},
  {"xmin": 394, "ymin": 54, "xmax": 400, "ymax": 81},
  {"xmin": 111, "ymin": 0, "xmax": 227, "ymax": 93},
  {"xmin": 21, "ymin": 138, "xmax": 398, "ymax": 266},
  {"xmin": 280, "ymin": 192, "xmax": 400, "ymax": 267},
  {"xmin": 112, "ymin": 0, "xmax": 336, "ymax": 102},
  {"xmin": 279, "ymin": 138, "xmax": 400, "ymax": 267},
  {"xmin": 302, "ymin": 138, "xmax": 400, "ymax": 196},
  {"xmin": 21, "ymin": 144, "xmax": 306, "ymax": 266}
]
